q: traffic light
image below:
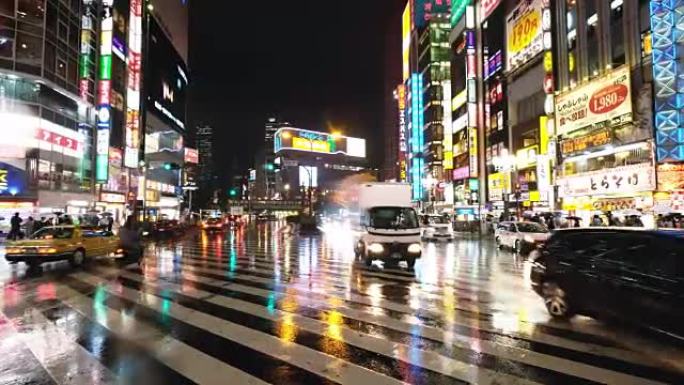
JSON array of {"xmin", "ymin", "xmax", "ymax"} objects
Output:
[
  {"xmin": 229, "ymin": 188, "xmax": 239, "ymax": 197},
  {"xmin": 163, "ymin": 162, "xmax": 180, "ymax": 170},
  {"xmin": 265, "ymin": 163, "xmax": 274, "ymax": 171}
]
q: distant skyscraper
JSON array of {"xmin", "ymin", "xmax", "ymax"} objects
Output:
[
  {"xmin": 197, "ymin": 125, "xmax": 214, "ymax": 194},
  {"xmin": 258, "ymin": 117, "xmax": 289, "ymax": 198}
]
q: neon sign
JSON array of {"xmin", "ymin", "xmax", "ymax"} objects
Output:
[
  {"xmin": 96, "ymin": 3, "xmax": 113, "ymax": 183},
  {"xmin": 274, "ymin": 127, "xmax": 366, "ymax": 158},
  {"xmin": 124, "ymin": 0, "xmax": 142, "ymax": 168},
  {"xmin": 652, "ymin": 0, "xmax": 684, "ymax": 161},
  {"xmin": 410, "ymin": 73, "xmax": 425, "ymax": 200}
]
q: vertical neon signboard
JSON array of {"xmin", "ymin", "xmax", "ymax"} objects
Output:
[
  {"xmin": 410, "ymin": 73, "xmax": 425, "ymax": 200},
  {"xmin": 125, "ymin": 0, "xmax": 143, "ymax": 168},
  {"xmin": 402, "ymin": 1, "xmax": 411, "ymax": 82},
  {"xmin": 652, "ymin": 0, "xmax": 684, "ymax": 162},
  {"xmin": 465, "ymin": 8, "xmax": 479, "ymax": 178},
  {"xmin": 79, "ymin": 2, "xmax": 94, "ymax": 102},
  {"xmin": 397, "ymin": 84, "xmax": 408, "ymax": 181},
  {"xmin": 96, "ymin": 0, "xmax": 114, "ymax": 183}
]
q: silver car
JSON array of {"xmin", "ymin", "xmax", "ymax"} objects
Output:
[{"xmin": 495, "ymin": 221, "xmax": 550, "ymax": 253}]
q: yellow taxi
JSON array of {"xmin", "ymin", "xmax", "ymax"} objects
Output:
[{"xmin": 4, "ymin": 226, "xmax": 122, "ymax": 268}]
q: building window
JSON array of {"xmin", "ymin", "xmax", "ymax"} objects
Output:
[
  {"xmin": 57, "ymin": 21, "xmax": 67, "ymax": 42},
  {"xmin": 566, "ymin": 1, "xmax": 578, "ymax": 88},
  {"xmin": 0, "ymin": 0, "xmax": 15, "ymax": 18},
  {"xmin": 17, "ymin": 0, "xmax": 44, "ymax": 26},
  {"xmin": 585, "ymin": 0, "xmax": 600, "ymax": 78},
  {"xmin": 56, "ymin": 55, "xmax": 65, "ymax": 78},
  {"xmin": 0, "ymin": 15, "xmax": 14, "ymax": 58},
  {"xmin": 15, "ymin": 31, "xmax": 42, "ymax": 67},
  {"xmin": 609, "ymin": 0, "xmax": 625, "ymax": 67}
]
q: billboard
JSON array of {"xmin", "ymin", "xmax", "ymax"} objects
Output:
[
  {"xmin": 96, "ymin": 4, "xmax": 114, "ymax": 183},
  {"xmin": 184, "ymin": 148, "xmax": 199, "ymax": 164},
  {"xmin": 402, "ymin": 2, "xmax": 411, "ymax": 81},
  {"xmin": 146, "ymin": 16, "xmax": 188, "ymax": 132},
  {"xmin": 506, "ymin": 0, "xmax": 543, "ymax": 72},
  {"xmin": 555, "ymin": 66, "xmax": 632, "ymax": 137},
  {"xmin": 124, "ymin": 0, "xmax": 143, "ymax": 168},
  {"xmin": 299, "ymin": 166, "xmax": 318, "ymax": 188},
  {"xmin": 413, "ymin": 0, "xmax": 451, "ymax": 29},
  {"xmin": 274, "ymin": 128, "xmax": 366, "ymax": 158}
]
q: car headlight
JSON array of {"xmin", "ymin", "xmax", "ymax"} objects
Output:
[
  {"xmin": 524, "ymin": 235, "xmax": 535, "ymax": 243},
  {"xmin": 5, "ymin": 247, "xmax": 21, "ymax": 254},
  {"xmin": 407, "ymin": 243, "xmax": 422, "ymax": 254},
  {"xmin": 368, "ymin": 243, "xmax": 384, "ymax": 254}
]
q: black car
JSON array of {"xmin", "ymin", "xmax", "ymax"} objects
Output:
[{"xmin": 530, "ymin": 228, "xmax": 684, "ymax": 339}]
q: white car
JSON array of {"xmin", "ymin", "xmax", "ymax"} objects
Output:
[
  {"xmin": 495, "ymin": 221, "xmax": 550, "ymax": 254},
  {"xmin": 421, "ymin": 215, "xmax": 454, "ymax": 241}
]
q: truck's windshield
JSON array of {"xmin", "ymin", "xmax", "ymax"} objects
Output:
[{"xmin": 368, "ymin": 207, "xmax": 418, "ymax": 229}]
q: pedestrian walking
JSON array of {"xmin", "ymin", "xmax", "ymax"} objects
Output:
[
  {"xmin": 107, "ymin": 215, "xmax": 114, "ymax": 232},
  {"xmin": 24, "ymin": 217, "xmax": 35, "ymax": 238},
  {"xmin": 8, "ymin": 212, "xmax": 22, "ymax": 240},
  {"xmin": 119, "ymin": 215, "xmax": 143, "ymax": 265}
]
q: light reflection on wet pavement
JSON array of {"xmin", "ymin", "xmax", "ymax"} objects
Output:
[{"xmin": 0, "ymin": 220, "xmax": 683, "ymax": 384}]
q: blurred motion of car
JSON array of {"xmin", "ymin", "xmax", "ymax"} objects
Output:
[
  {"xmin": 495, "ymin": 221, "xmax": 550, "ymax": 253},
  {"xmin": 153, "ymin": 219, "xmax": 181, "ymax": 237},
  {"xmin": 202, "ymin": 217, "xmax": 224, "ymax": 231},
  {"xmin": 421, "ymin": 215, "xmax": 454, "ymax": 241},
  {"xmin": 224, "ymin": 215, "xmax": 244, "ymax": 227},
  {"xmin": 530, "ymin": 228, "xmax": 684, "ymax": 339},
  {"xmin": 256, "ymin": 211, "xmax": 277, "ymax": 221},
  {"xmin": 4, "ymin": 226, "xmax": 121, "ymax": 268}
]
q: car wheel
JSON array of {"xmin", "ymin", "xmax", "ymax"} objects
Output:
[
  {"xmin": 543, "ymin": 282, "xmax": 573, "ymax": 319},
  {"xmin": 69, "ymin": 249, "xmax": 85, "ymax": 268},
  {"xmin": 495, "ymin": 236, "xmax": 502, "ymax": 248},
  {"xmin": 405, "ymin": 258, "xmax": 416, "ymax": 270}
]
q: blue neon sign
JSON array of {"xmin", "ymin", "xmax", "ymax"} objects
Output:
[
  {"xmin": 409, "ymin": 73, "xmax": 425, "ymax": 200},
  {"xmin": 652, "ymin": 0, "xmax": 684, "ymax": 162}
]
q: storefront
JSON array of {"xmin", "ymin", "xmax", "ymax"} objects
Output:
[
  {"xmin": 558, "ymin": 163, "xmax": 656, "ymax": 226},
  {"xmin": 654, "ymin": 164, "xmax": 684, "ymax": 214},
  {"xmin": 95, "ymin": 192, "xmax": 127, "ymax": 225},
  {"xmin": 146, "ymin": 196, "xmax": 180, "ymax": 221}
]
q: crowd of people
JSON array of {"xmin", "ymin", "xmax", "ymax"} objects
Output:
[{"xmin": 4, "ymin": 212, "xmax": 115, "ymax": 240}]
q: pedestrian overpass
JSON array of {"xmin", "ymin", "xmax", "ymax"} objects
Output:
[{"xmin": 227, "ymin": 200, "xmax": 304, "ymax": 212}]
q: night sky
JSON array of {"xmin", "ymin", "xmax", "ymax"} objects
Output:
[{"xmin": 188, "ymin": 0, "xmax": 404, "ymax": 184}]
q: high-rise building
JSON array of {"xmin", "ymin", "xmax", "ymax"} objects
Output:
[
  {"xmin": 142, "ymin": 5, "xmax": 189, "ymax": 220},
  {"xmin": 257, "ymin": 117, "xmax": 289, "ymax": 198},
  {"xmin": 401, "ymin": 1, "xmax": 451, "ymax": 207},
  {"xmin": 441, "ymin": 0, "xmax": 659, "ymax": 227},
  {"xmin": 0, "ymin": 0, "xmax": 96, "ymax": 224},
  {"xmin": 196, "ymin": 124, "xmax": 214, "ymax": 191}
]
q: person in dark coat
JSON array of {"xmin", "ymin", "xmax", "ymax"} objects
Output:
[{"xmin": 8, "ymin": 213, "xmax": 22, "ymax": 240}]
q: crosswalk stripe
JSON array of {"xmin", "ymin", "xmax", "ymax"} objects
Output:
[
  {"xmin": 154, "ymin": 255, "xmax": 684, "ymax": 380},
  {"xmin": 98, "ymin": 264, "xmax": 674, "ymax": 385},
  {"xmin": 2, "ymin": 304, "xmax": 118, "ymax": 385},
  {"xmin": 175, "ymin": 245, "xmax": 639, "ymax": 346},
  {"xmin": 62, "ymin": 272, "xmax": 412, "ymax": 385},
  {"xmin": 162, "ymin": 255, "xmax": 640, "ymax": 356},
  {"xmin": 46, "ymin": 281, "xmax": 267, "ymax": 385},
  {"xmin": 104, "ymin": 269, "xmax": 566, "ymax": 385},
  {"xmin": 0, "ymin": 310, "xmax": 60, "ymax": 385},
  {"xmin": 120, "ymin": 261, "xmax": 684, "ymax": 383}
]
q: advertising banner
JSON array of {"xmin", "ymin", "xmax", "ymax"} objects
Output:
[
  {"xmin": 555, "ymin": 66, "xmax": 632, "ymax": 137},
  {"xmin": 657, "ymin": 163, "xmax": 684, "ymax": 191},
  {"xmin": 481, "ymin": 0, "xmax": 502, "ymax": 21},
  {"xmin": 506, "ymin": 0, "xmax": 543, "ymax": 72},
  {"xmin": 557, "ymin": 163, "xmax": 655, "ymax": 198},
  {"xmin": 560, "ymin": 128, "xmax": 612, "ymax": 157},
  {"xmin": 184, "ymin": 148, "xmax": 199, "ymax": 164}
]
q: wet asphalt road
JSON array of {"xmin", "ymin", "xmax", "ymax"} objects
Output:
[{"xmin": 1, "ymin": 221, "xmax": 684, "ymax": 385}]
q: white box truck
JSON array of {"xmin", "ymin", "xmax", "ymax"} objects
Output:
[{"xmin": 353, "ymin": 183, "xmax": 422, "ymax": 268}]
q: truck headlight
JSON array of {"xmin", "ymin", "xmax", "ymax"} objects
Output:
[
  {"xmin": 524, "ymin": 235, "xmax": 535, "ymax": 243},
  {"xmin": 407, "ymin": 243, "xmax": 422, "ymax": 254},
  {"xmin": 368, "ymin": 243, "xmax": 384, "ymax": 254}
]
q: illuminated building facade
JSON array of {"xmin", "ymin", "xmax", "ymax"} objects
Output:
[
  {"xmin": 0, "ymin": 0, "xmax": 96, "ymax": 223},
  {"xmin": 401, "ymin": 0, "xmax": 452, "ymax": 205}
]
